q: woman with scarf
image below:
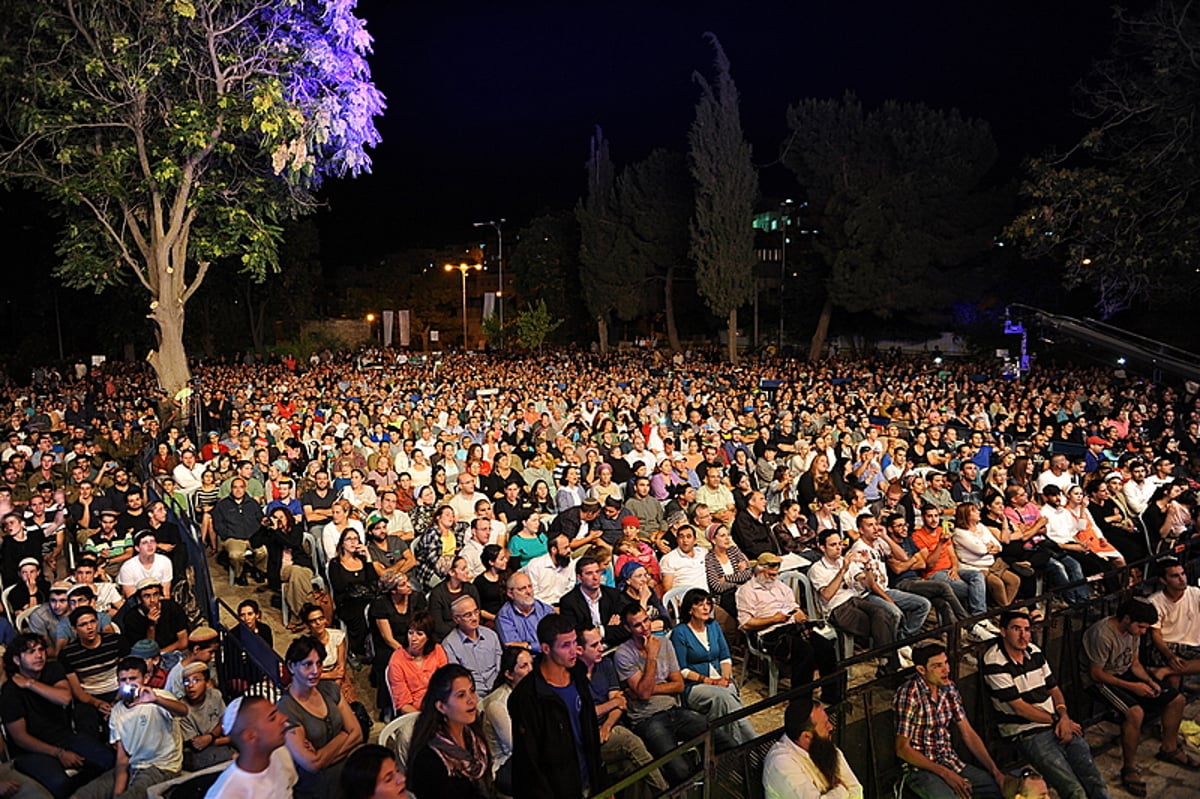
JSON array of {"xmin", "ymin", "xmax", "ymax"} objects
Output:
[{"xmin": 407, "ymin": 664, "xmax": 491, "ymax": 799}]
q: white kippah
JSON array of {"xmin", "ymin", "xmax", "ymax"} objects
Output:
[{"xmin": 222, "ymin": 696, "xmax": 244, "ymax": 736}]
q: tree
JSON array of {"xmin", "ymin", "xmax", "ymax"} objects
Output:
[
  {"xmin": 509, "ymin": 209, "xmax": 587, "ymax": 338},
  {"xmin": 1007, "ymin": 2, "xmax": 1200, "ymax": 318},
  {"xmin": 576, "ymin": 126, "xmax": 638, "ymax": 352},
  {"xmin": 0, "ymin": 0, "xmax": 384, "ymax": 394},
  {"xmin": 513, "ymin": 299, "xmax": 562, "ymax": 354},
  {"xmin": 617, "ymin": 149, "xmax": 692, "ymax": 352},
  {"xmin": 688, "ymin": 34, "xmax": 758, "ymax": 363},
  {"xmin": 783, "ymin": 93, "xmax": 1006, "ymax": 359}
]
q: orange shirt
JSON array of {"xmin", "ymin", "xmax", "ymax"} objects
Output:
[{"xmin": 912, "ymin": 525, "xmax": 953, "ymax": 577}]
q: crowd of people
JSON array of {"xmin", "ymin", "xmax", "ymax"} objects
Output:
[{"xmin": 0, "ymin": 346, "xmax": 1197, "ymax": 798}]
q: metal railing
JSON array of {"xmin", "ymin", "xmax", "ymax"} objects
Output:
[{"xmin": 588, "ymin": 551, "xmax": 1187, "ymax": 799}]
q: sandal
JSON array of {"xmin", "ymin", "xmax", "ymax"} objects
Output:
[
  {"xmin": 1029, "ymin": 608, "xmax": 1046, "ymax": 623},
  {"xmin": 1156, "ymin": 747, "xmax": 1200, "ymax": 769},
  {"xmin": 1121, "ymin": 766, "xmax": 1147, "ymax": 796}
]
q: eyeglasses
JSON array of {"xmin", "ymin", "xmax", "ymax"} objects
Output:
[{"xmin": 452, "ymin": 609, "xmax": 480, "ymax": 620}]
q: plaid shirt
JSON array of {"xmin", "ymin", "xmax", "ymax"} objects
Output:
[{"xmin": 893, "ymin": 674, "xmax": 967, "ymax": 772}]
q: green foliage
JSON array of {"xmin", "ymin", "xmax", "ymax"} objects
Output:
[
  {"xmin": 513, "ymin": 299, "xmax": 563, "ymax": 353},
  {"xmin": 1007, "ymin": 2, "xmax": 1200, "ymax": 318},
  {"xmin": 783, "ymin": 93, "xmax": 1004, "ymax": 321},
  {"xmin": 576, "ymin": 126, "xmax": 639, "ymax": 324},
  {"xmin": 688, "ymin": 34, "xmax": 758, "ymax": 321},
  {"xmin": 509, "ymin": 210, "xmax": 585, "ymax": 332},
  {"xmin": 480, "ymin": 313, "xmax": 505, "ymax": 347},
  {"xmin": 618, "ymin": 149, "xmax": 691, "ymax": 285}
]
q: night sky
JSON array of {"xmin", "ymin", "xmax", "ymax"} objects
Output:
[{"xmin": 318, "ymin": 0, "xmax": 1133, "ymax": 263}]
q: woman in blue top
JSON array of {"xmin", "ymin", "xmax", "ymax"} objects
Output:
[{"xmin": 668, "ymin": 588, "xmax": 757, "ymax": 745}]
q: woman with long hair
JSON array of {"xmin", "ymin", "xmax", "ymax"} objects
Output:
[
  {"xmin": 409, "ymin": 485, "xmax": 437, "ymax": 538},
  {"xmin": 341, "ymin": 744, "xmax": 407, "ymax": 799},
  {"xmin": 669, "ymin": 588, "xmax": 757, "ymax": 744},
  {"xmin": 507, "ymin": 512, "xmax": 547, "ymax": 570},
  {"xmin": 321, "ymin": 499, "xmax": 365, "ymax": 563},
  {"xmin": 327, "ymin": 527, "xmax": 378, "ymax": 660},
  {"xmin": 529, "ymin": 479, "xmax": 555, "ymax": 516},
  {"xmin": 278, "ymin": 637, "xmax": 363, "ymax": 799},
  {"xmin": 195, "ymin": 469, "xmax": 221, "ymax": 552},
  {"xmin": 431, "ymin": 466, "xmax": 451, "ymax": 503},
  {"xmin": 479, "ymin": 647, "xmax": 533, "ymax": 794},
  {"xmin": 797, "ymin": 453, "xmax": 832, "ymax": 507},
  {"xmin": 406, "ymin": 664, "xmax": 490, "ymax": 799},
  {"xmin": 267, "ymin": 506, "xmax": 316, "ymax": 627},
  {"xmin": 473, "ymin": 544, "xmax": 509, "ymax": 622},
  {"xmin": 704, "ymin": 523, "xmax": 753, "ymax": 618}
]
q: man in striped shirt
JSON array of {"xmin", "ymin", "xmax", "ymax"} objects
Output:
[{"xmin": 982, "ymin": 610, "xmax": 1109, "ymax": 799}]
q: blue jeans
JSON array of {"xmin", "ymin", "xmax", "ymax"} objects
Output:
[
  {"xmin": 908, "ymin": 763, "xmax": 1003, "ymax": 799},
  {"xmin": 1016, "ymin": 729, "xmax": 1110, "ymax": 799},
  {"xmin": 14, "ymin": 733, "xmax": 115, "ymax": 799},
  {"xmin": 1047, "ymin": 554, "xmax": 1090, "ymax": 605},
  {"xmin": 930, "ymin": 568, "xmax": 987, "ymax": 615},
  {"xmin": 875, "ymin": 589, "xmax": 931, "ymax": 641},
  {"xmin": 633, "ymin": 706, "xmax": 713, "ymax": 786}
]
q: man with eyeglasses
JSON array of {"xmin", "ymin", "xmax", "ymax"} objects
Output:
[
  {"xmin": 881, "ymin": 514, "xmax": 976, "ymax": 637},
  {"xmin": 441, "ymin": 595, "xmax": 501, "ymax": 699}
]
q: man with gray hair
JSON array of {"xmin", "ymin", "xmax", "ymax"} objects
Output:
[
  {"xmin": 496, "ymin": 572, "xmax": 554, "ymax": 649},
  {"xmin": 442, "ymin": 594, "xmax": 502, "ymax": 699}
]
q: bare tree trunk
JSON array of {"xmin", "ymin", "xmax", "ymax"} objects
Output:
[
  {"xmin": 147, "ymin": 302, "xmax": 191, "ymax": 398},
  {"xmin": 597, "ymin": 316, "xmax": 609, "ymax": 354},
  {"xmin": 664, "ymin": 265, "xmax": 681, "ymax": 352},
  {"xmin": 808, "ymin": 298, "xmax": 832, "ymax": 362},
  {"xmin": 727, "ymin": 309, "xmax": 738, "ymax": 363}
]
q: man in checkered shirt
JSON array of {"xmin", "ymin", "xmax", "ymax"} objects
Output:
[{"xmin": 893, "ymin": 642, "xmax": 1006, "ymax": 799}]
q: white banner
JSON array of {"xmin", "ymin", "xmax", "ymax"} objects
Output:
[
  {"xmin": 398, "ymin": 310, "xmax": 411, "ymax": 347},
  {"xmin": 382, "ymin": 310, "xmax": 394, "ymax": 347},
  {"xmin": 483, "ymin": 292, "xmax": 496, "ymax": 320}
]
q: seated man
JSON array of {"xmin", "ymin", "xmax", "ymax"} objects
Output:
[
  {"xmin": 70, "ymin": 557, "xmax": 124, "ymax": 614},
  {"xmin": 495, "ymin": 572, "xmax": 554, "ymax": 650},
  {"xmin": 911, "ymin": 505, "xmax": 991, "ymax": 628},
  {"xmin": 28, "ymin": 581, "xmax": 71, "ymax": 658},
  {"xmin": 614, "ymin": 603, "xmax": 735, "ymax": 787},
  {"xmin": 523, "ymin": 532, "xmax": 577, "ymax": 606},
  {"xmin": 736, "ymin": 553, "xmax": 842, "ymax": 703},
  {"xmin": 559, "ymin": 556, "xmax": 631, "ymax": 646},
  {"xmin": 164, "ymin": 626, "xmax": 220, "ymax": 698},
  {"xmin": 660, "ymin": 523, "xmax": 709, "ymax": 593},
  {"xmin": 54, "ymin": 586, "xmax": 116, "ymax": 652},
  {"xmin": 73, "ymin": 656, "xmax": 188, "ymax": 799},
  {"xmin": 807, "ymin": 529, "xmax": 903, "ymax": 674},
  {"xmin": 894, "ymin": 642, "xmax": 1005, "ymax": 799},
  {"xmin": 763, "ymin": 697, "xmax": 863, "ymax": 799},
  {"xmin": 0, "ymin": 632, "xmax": 114, "ymax": 799},
  {"xmin": 118, "ymin": 580, "xmax": 189, "ymax": 660},
  {"xmin": 81, "ymin": 510, "xmax": 134, "ymax": 579},
  {"xmin": 440, "ymin": 595, "xmax": 502, "ymax": 700},
  {"xmin": 982, "ymin": 610, "xmax": 1108, "ymax": 799},
  {"xmin": 846, "ymin": 513, "xmax": 931, "ymax": 644},
  {"xmin": 60, "ymin": 606, "xmax": 129, "ymax": 742},
  {"xmin": 1083, "ymin": 598, "xmax": 1196, "ymax": 796},
  {"xmin": 116, "ymin": 530, "xmax": 173, "ymax": 599},
  {"xmin": 211, "ymin": 478, "xmax": 268, "ymax": 586},
  {"xmin": 1148, "ymin": 558, "xmax": 1200, "ymax": 683}
]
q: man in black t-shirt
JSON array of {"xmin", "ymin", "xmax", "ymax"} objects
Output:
[
  {"xmin": 1, "ymin": 632, "xmax": 115, "ymax": 797},
  {"xmin": 300, "ymin": 469, "xmax": 335, "ymax": 533},
  {"xmin": 0, "ymin": 513, "xmax": 44, "ymax": 587},
  {"xmin": 117, "ymin": 580, "xmax": 189, "ymax": 656}
]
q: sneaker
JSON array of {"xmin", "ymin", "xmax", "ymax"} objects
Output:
[
  {"xmin": 969, "ymin": 623, "xmax": 995, "ymax": 641},
  {"xmin": 898, "ymin": 646, "xmax": 913, "ymax": 669},
  {"xmin": 980, "ymin": 619, "xmax": 1001, "ymax": 635}
]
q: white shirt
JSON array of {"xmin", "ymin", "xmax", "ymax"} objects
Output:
[
  {"xmin": 523, "ymin": 553, "xmax": 575, "ymax": 605},
  {"xmin": 1039, "ymin": 504, "xmax": 1077, "ymax": 547},
  {"xmin": 1150, "ymin": 586, "xmax": 1200, "ymax": 648},
  {"xmin": 807, "ymin": 556, "xmax": 858, "ymax": 612},
  {"xmin": 1124, "ymin": 479, "xmax": 1155, "ymax": 516},
  {"xmin": 660, "ymin": 548, "xmax": 708, "ymax": 591},
  {"xmin": 204, "ymin": 745, "xmax": 298, "ymax": 799},
  {"xmin": 173, "ymin": 461, "xmax": 207, "ymax": 494},
  {"xmin": 117, "ymin": 554, "xmax": 174, "ymax": 591},
  {"xmin": 763, "ymin": 733, "xmax": 862, "ymax": 799},
  {"xmin": 1035, "ymin": 469, "xmax": 1074, "ymax": 495},
  {"xmin": 322, "ymin": 520, "xmax": 365, "ymax": 561}
]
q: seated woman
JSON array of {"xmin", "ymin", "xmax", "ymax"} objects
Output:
[
  {"xmin": 386, "ymin": 611, "xmax": 448, "ymax": 715},
  {"xmin": 370, "ymin": 567, "xmax": 428, "ymax": 717},
  {"xmin": 298, "ymin": 602, "xmax": 358, "ymax": 704},
  {"xmin": 341, "ymin": 744, "xmax": 407, "ymax": 799},
  {"xmin": 617, "ymin": 562, "xmax": 668, "ymax": 634},
  {"xmin": 703, "ymin": 524, "xmax": 753, "ymax": 619},
  {"xmin": 479, "ymin": 647, "xmax": 533, "ymax": 795},
  {"xmin": 506, "ymin": 512, "xmax": 547, "ymax": 570},
  {"xmin": 327, "ymin": 527, "xmax": 379, "ymax": 660},
  {"xmin": 277, "ymin": 637, "xmax": 363, "ymax": 799},
  {"xmin": 669, "ymin": 588, "xmax": 757, "ymax": 745},
  {"xmin": 952, "ymin": 502, "xmax": 1020, "ymax": 609},
  {"xmin": 407, "ymin": 663, "xmax": 491, "ymax": 799},
  {"xmin": 472, "ymin": 545, "xmax": 509, "ymax": 623}
]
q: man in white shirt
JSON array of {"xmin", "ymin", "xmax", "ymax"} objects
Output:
[
  {"xmin": 1034, "ymin": 455, "xmax": 1073, "ymax": 496},
  {"xmin": 1148, "ymin": 558, "xmax": 1200, "ymax": 681},
  {"xmin": 171, "ymin": 449, "xmax": 206, "ymax": 497},
  {"xmin": 117, "ymin": 531, "xmax": 173, "ymax": 599},
  {"xmin": 659, "ymin": 525, "xmax": 707, "ymax": 593},
  {"xmin": 1122, "ymin": 462, "xmax": 1154, "ymax": 516},
  {"xmin": 461, "ymin": 518, "xmax": 494, "ymax": 581},
  {"xmin": 763, "ymin": 697, "xmax": 862, "ymax": 799},
  {"xmin": 448, "ymin": 472, "xmax": 480, "ymax": 523},
  {"xmin": 523, "ymin": 532, "xmax": 576, "ymax": 605},
  {"xmin": 203, "ymin": 696, "xmax": 296, "ymax": 799}
]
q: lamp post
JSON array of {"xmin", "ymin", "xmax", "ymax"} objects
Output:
[
  {"xmin": 472, "ymin": 218, "xmax": 505, "ymax": 343},
  {"xmin": 445, "ymin": 262, "xmax": 482, "ymax": 349}
]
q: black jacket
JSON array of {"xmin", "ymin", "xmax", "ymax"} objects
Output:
[
  {"xmin": 509, "ymin": 659, "xmax": 602, "ymax": 799},
  {"xmin": 558, "ymin": 585, "xmax": 630, "ymax": 647},
  {"xmin": 732, "ymin": 508, "xmax": 778, "ymax": 558}
]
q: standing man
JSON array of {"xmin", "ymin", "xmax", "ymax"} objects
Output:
[
  {"xmin": 509, "ymin": 615, "xmax": 601, "ymax": 799},
  {"xmin": 982, "ymin": 610, "xmax": 1109, "ymax": 799},
  {"xmin": 763, "ymin": 697, "xmax": 862, "ymax": 799},
  {"xmin": 894, "ymin": 642, "xmax": 1005, "ymax": 799}
]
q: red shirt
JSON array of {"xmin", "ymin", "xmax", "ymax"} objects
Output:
[{"xmin": 912, "ymin": 525, "xmax": 952, "ymax": 577}]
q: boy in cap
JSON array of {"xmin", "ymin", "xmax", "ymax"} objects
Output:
[
  {"xmin": 130, "ymin": 639, "xmax": 169, "ymax": 690},
  {"xmin": 178, "ymin": 662, "xmax": 233, "ymax": 771},
  {"xmin": 165, "ymin": 626, "xmax": 220, "ymax": 697}
]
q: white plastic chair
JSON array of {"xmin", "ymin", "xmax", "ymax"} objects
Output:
[
  {"xmin": 14, "ymin": 604, "xmax": 36, "ymax": 633},
  {"xmin": 1, "ymin": 585, "xmax": 17, "ymax": 621}
]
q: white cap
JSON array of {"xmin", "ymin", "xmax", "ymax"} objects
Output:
[{"xmin": 222, "ymin": 696, "xmax": 244, "ymax": 736}]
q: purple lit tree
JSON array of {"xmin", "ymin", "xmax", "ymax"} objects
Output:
[{"xmin": 0, "ymin": 0, "xmax": 385, "ymax": 394}]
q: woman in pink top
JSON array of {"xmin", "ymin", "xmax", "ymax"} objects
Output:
[{"xmin": 386, "ymin": 611, "xmax": 448, "ymax": 714}]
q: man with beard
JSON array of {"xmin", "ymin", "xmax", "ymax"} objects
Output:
[
  {"xmin": 894, "ymin": 643, "xmax": 1005, "ymax": 799},
  {"xmin": 763, "ymin": 697, "xmax": 862, "ymax": 799},
  {"xmin": 523, "ymin": 532, "xmax": 576, "ymax": 606}
]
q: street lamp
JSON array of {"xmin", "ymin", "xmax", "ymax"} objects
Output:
[
  {"xmin": 472, "ymin": 219, "xmax": 505, "ymax": 342},
  {"xmin": 445, "ymin": 262, "xmax": 482, "ymax": 349}
]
